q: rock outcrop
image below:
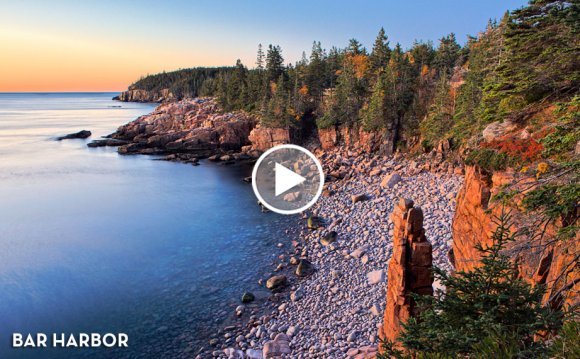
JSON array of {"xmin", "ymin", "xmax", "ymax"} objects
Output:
[
  {"xmin": 317, "ymin": 126, "xmax": 390, "ymax": 153},
  {"xmin": 452, "ymin": 166, "xmax": 579, "ymax": 308},
  {"xmin": 379, "ymin": 198, "xmax": 433, "ymax": 348},
  {"xmin": 248, "ymin": 125, "xmax": 294, "ymax": 152},
  {"xmin": 113, "ymin": 88, "xmax": 174, "ymax": 103},
  {"xmin": 56, "ymin": 130, "xmax": 91, "ymax": 140},
  {"xmin": 109, "ymin": 98, "xmax": 256, "ymax": 156}
]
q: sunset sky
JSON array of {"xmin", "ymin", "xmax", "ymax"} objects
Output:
[{"xmin": 0, "ymin": 0, "xmax": 528, "ymax": 92}]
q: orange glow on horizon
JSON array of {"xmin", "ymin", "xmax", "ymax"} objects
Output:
[{"xmin": 0, "ymin": 27, "xmax": 234, "ymax": 92}]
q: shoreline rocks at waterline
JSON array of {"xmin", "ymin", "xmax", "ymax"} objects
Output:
[{"xmin": 56, "ymin": 130, "xmax": 91, "ymax": 141}]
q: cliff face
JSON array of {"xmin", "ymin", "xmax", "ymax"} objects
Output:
[
  {"xmin": 452, "ymin": 166, "xmax": 579, "ymax": 308},
  {"xmin": 247, "ymin": 126, "xmax": 295, "ymax": 152},
  {"xmin": 379, "ymin": 198, "xmax": 433, "ymax": 348},
  {"xmin": 111, "ymin": 98, "xmax": 256, "ymax": 155},
  {"xmin": 113, "ymin": 88, "xmax": 174, "ymax": 103},
  {"xmin": 318, "ymin": 126, "xmax": 393, "ymax": 154}
]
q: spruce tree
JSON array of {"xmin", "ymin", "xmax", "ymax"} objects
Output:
[
  {"xmin": 256, "ymin": 44, "xmax": 265, "ymax": 70},
  {"xmin": 266, "ymin": 45, "xmax": 285, "ymax": 83},
  {"xmin": 361, "ymin": 68, "xmax": 397, "ymax": 131},
  {"xmin": 306, "ymin": 41, "xmax": 327, "ymax": 103},
  {"xmin": 434, "ymin": 33, "xmax": 461, "ymax": 75},
  {"xmin": 379, "ymin": 211, "xmax": 563, "ymax": 358},
  {"xmin": 369, "ymin": 27, "xmax": 391, "ymax": 74}
]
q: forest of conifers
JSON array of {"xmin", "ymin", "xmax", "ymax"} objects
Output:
[{"xmin": 128, "ymin": 0, "xmax": 578, "ymax": 160}]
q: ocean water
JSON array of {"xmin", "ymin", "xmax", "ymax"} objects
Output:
[{"xmin": 0, "ymin": 93, "xmax": 290, "ymax": 358}]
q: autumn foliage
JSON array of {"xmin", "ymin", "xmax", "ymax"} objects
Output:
[{"xmin": 481, "ymin": 136, "xmax": 543, "ymax": 161}]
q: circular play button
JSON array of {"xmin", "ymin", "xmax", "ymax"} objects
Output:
[{"xmin": 252, "ymin": 144, "xmax": 324, "ymax": 215}]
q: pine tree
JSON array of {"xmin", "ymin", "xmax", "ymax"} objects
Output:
[
  {"xmin": 481, "ymin": 0, "xmax": 580, "ymax": 121},
  {"xmin": 379, "ymin": 211, "xmax": 563, "ymax": 358},
  {"xmin": 361, "ymin": 68, "xmax": 396, "ymax": 131},
  {"xmin": 434, "ymin": 33, "xmax": 461, "ymax": 75},
  {"xmin": 318, "ymin": 59, "xmax": 363, "ymax": 128},
  {"xmin": 369, "ymin": 27, "xmax": 391, "ymax": 74},
  {"xmin": 420, "ymin": 70, "xmax": 454, "ymax": 145},
  {"xmin": 256, "ymin": 44, "xmax": 265, "ymax": 70},
  {"xmin": 347, "ymin": 38, "xmax": 366, "ymax": 55},
  {"xmin": 266, "ymin": 45, "xmax": 285, "ymax": 83},
  {"xmin": 261, "ymin": 75, "xmax": 293, "ymax": 128},
  {"xmin": 306, "ymin": 41, "xmax": 327, "ymax": 103}
]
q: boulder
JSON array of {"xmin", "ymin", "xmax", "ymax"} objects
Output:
[
  {"xmin": 246, "ymin": 348, "xmax": 263, "ymax": 359},
  {"xmin": 87, "ymin": 138, "xmax": 129, "ymax": 147},
  {"xmin": 320, "ymin": 231, "xmax": 338, "ymax": 246},
  {"xmin": 296, "ymin": 259, "xmax": 315, "ymax": 277},
  {"xmin": 56, "ymin": 130, "xmax": 91, "ymax": 140},
  {"xmin": 307, "ymin": 216, "xmax": 324, "ymax": 230},
  {"xmin": 351, "ymin": 193, "xmax": 368, "ymax": 204},
  {"xmin": 482, "ymin": 120, "xmax": 517, "ymax": 142},
  {"xmin": 248, "ymin": 125, "xmax": 292, "ymax": 152},
  {"xmin": 380, "ymin": 173, "xmax": 402, "ymax": 188},
  {"xmin": 290, "ymin": 287, "xmax": 304, "ymax": 302},
  {"xmin": 265, "ymin": 275, "xmax": 288, "ymax": 291},
  {"xmin": 241, "ymin": 292, "xmax": 255, "ymax": 303},
  {"xmin": 367, "ymin": 270, "xmax": 385, "ymax": 285},
  {"xmin": 263, "ymin": 333, "xmax": 291, "ymax": 358}
]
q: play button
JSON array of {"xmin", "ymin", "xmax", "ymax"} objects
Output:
[
  {"xmin": 275, "ymin": 163, "xmax": 306, "ymax": 196},
  {"xmin": 252, "ymin": 144, "xmax": 324, "ymax": 215}
]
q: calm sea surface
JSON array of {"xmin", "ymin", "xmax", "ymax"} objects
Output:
[{"xmin": 0, "ymin": 93, "xmax": 289, "ymax": 358}]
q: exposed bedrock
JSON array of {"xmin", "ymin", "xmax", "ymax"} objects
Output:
[{"xmin": 107, "ymin": 98, "xmax": 257, "ymax": 157}]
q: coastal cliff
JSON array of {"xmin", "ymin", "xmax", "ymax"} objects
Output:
[
  {"xmin": 108, "ymin": 98, "xmax": 256, "ymax": 157},
  {"xmin": 452, "ymin": 166, "xmax": 579, "ymax": 308},
  {"xmin": 113, "ymin": 88, "xmax": 174, "ymax": 103}
]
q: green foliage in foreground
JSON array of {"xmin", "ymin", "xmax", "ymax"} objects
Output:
[
  {"xmin": 464, "ymin": 148, "xmax": 513, "ymax": 171},
  {"xmin": 540, "ymin": 96, "xmax": 580, "ymax": 160},
  {"xmin": 377, "ymin": 211, "xmax": 567, "ymax": 359}
]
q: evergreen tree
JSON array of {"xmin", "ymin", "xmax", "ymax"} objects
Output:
[
  {"xmin": 266, "ymin": 45, "xmax": 285, "ymax": 83},
  {"xmin": 256, "ymin": 44, "xmax": 265, "ymax": 70},
  {"xmin": 369, "ymin": 27, "xmax": 391, "ymax": 74},
  {"xmin": 360, "ymin": 68, "xmax": 396, "ymax": 131},
  {"xmin": 261, "ymin": 75, "xmax": 294, "ymax": 128},
  {"xmin": 481, "ymin": 0, "xmax": 580, "ymax": 121},
  {"xmin": 453, "ymin": 19, "xmax": 506, "ymax": 140},
  {"xmin": 347, "ymin": 38, "xmax": 366, "ymax": 55},
  {"xmin": 326, "ymin": 46, "xmax": 344, "ymax": 88},
  {"xmin": 380, "ymin": 211, "xmax": 563, "ymax": 358},
  {"xmin": 409, "ymin": 40, "xmax": 435, "ymax": 70},
  {"xmin": 318, "ymin": 59, "xmax": 363, "ymax": 128},
  {"xmin": 420, "ymin": 70, "xmax": 454, "ymax": 145},
  {"xmin": 434, "ymin": 33, "xmax": 461, "ymax": 74},
  {"xmin": 306, "ymin": 41, "xmax": 327, "ymax": 103}
]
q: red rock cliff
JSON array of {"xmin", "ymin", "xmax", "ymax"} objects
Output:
[
  {"xmin": 452, "ymin": 166, "xmax": 579, "ymax": 308},
  {"xmin": 248, "ymin": 125, "xmax": 294, "ymax": 152},
  {"xmin": 318, "ymin": 126, "xmax": 393, "ymax": 154}
]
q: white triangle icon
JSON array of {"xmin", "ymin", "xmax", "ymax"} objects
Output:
[{"xmin": 275, "ymin": 162, "xmax": 306, "ymax": 197}]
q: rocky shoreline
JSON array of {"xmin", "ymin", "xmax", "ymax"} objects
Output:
[
  {"xmin": 89, "ymin": 97, "xmax": 464, "ymax": 358},
  {"xmin": 88, "ymin": 98, "xmax": 260, "ymax": 162},
  {"xmin": 198, "ymin": 149, "xmax": 462, "ymax": 358}
]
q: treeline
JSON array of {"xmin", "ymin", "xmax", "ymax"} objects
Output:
[
  {"xmin": 129, "ymin": 67, "xmax": 234, "ymax": 99},
  {"xmin": 129, "ymin": 0, "xmax": 579, "ymax": 153}
]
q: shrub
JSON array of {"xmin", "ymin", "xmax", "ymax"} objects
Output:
[{"xmin": 465, "ymin": 148, "xmax": 512, "ymax": 171}]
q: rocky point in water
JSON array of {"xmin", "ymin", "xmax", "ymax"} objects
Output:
[
  {"xmin": 95, "ymin": 98, "xmax": 259, "ymax": 161},
  {"xmin": 56, "ymin": 130, "xmax": 91, "ymax": 140}
]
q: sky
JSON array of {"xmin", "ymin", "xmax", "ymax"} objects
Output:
[{"xmin": 0, "ymin": 0, "xmax": 529, "ymax": 92}]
